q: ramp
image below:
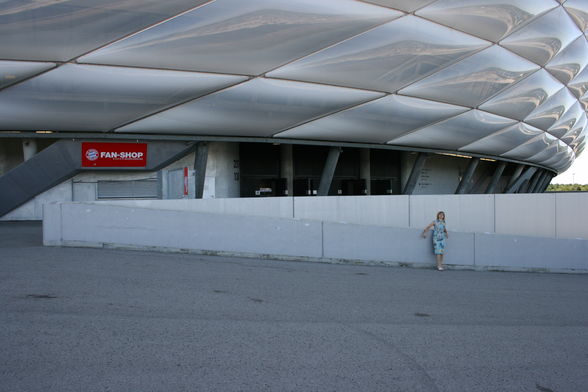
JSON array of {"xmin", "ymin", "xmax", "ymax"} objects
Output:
[{"xmin": 0, "ymin": 140, "xmax": 196, "ymax": 217}]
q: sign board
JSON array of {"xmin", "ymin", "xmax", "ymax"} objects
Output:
[{"xmin": 82, "ymin": 142, "xmax": 147, "ymax": 168}]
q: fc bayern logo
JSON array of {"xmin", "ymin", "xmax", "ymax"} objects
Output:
[{"xmin": 85, "ymin": 149, "xmax": 99, "ymax": 161}]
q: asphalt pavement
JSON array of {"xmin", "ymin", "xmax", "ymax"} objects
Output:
[{"xmin": 1, "ymin": 221, "xmax": 587, "ymax": 392}]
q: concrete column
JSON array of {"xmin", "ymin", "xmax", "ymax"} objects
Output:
[
  {"xmin": 194, "ymin": 142, "xmax": 208, "ymax": 199},
  {"xmin": 200, "ymin": 142, "xmax": 241, "ymax": 199},
  {"xmin": 455, "ymin": 157, "xmax": 480, "ymax": 194},
  {"xmin": 506, "ymin": 164, "xmax": 525, "ymax": 190},
  {"xmin": 360, "ymin": 148, "xmax": 371, "ymax": 195},
  {"xmin": 318, "ymin": 147, "xmax": 341, "ymax": 196},
  {"xmin": 280, "ymin": 144, "xmax": 294, "ymax": 196},
  {"xmin": 506, "ymin": 166, "xmax": 537, "ymax": 193},
  {"xmin": 402, "ymin": 152, "xmax": 428, "ymax": 195},
  {"xmin": 485, "ymin": 161, "xmax": 507, "ymax": 194},
  {"xmin": 526, "ymin": 170, "xmax": 543, "ymax": 193},
  {"xmin": 22, "ymin": 139, "xmax": 37, "ymax": 161}
]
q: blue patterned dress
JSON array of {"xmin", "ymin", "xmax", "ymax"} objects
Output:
[{"xmin": 432, "ymin": 219, "xmax": 447, "ymax": 255}]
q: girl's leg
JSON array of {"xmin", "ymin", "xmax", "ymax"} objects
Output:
[{"xmin": 436, "ymin": 254, "xmax": 442, "ymax": 269}]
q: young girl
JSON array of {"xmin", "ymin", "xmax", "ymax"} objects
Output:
[{"xmin": 421, "ymin": 211, "xmax": 449, "ymax": 271}]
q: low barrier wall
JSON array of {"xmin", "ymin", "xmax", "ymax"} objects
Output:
[
  {"xmin": 44, "ymin": 202, "xmax": 588, "ymax": 273},
  {"xmin": 95, "ymin": 192, "xmax": 588, "ymax": 241}
]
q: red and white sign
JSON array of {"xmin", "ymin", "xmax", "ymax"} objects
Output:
[
  {"xmin": 183, "ymin": 167, "xmax": 189, "ymax": 196},
  {"xmin": 82, "ymin": 142, "xmax": 147, "ymax": 167}
]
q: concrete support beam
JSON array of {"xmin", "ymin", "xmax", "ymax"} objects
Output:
[
  {"xmin": 22, "ymin": 139, "xmax": 37, "ymax": 161},
  {"xmin": 527, "ymin": 170, "xmax": 544, "ymax": 193},
  {"xmin": 485, "ymin": 161, "xmax": 507, "ymax": 194},
  {"xmin": 506, "ymin": 164, "xmax": 525, "ymax": 190},
  {"xmin": 455, "ymin": 157, "xmax": 480, "ymax": 194},
  {"xmin": 539, "ymin": 173, "xmax": 554, "ymax": 193},
  {"xmin": 360, "ymin": 148, "xmax": 371, "ymax": 195},
  {"xmin": 318, "ymin": 147, "xmax": 341, "ymax": 196},
  {"xmin": 505, "ymin": 166, "xmax": 537, "ymax": 193},
  {"xmin": 402, "ymin": 153, "xmax": 428, "ymax": 195},
  {"xmin": 280, "ymin": 144, "xmax": 294, "ymax": 196},
  {"xmin": 194, "ymin": 142, "xmax": 208, "ymax": 199}
]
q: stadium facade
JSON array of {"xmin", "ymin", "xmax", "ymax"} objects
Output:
[{"xmin": 1, "ymin": 0, "xmax": 588, "ymax": 217}]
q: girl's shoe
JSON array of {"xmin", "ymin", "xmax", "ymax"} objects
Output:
[{"xmin": 437, "ymin": 267, "xmax": 444, "ymax": 271}]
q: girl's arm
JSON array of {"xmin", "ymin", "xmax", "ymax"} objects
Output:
[{"xmin": 421, "ymin": 222, "xmax": 434, "ymax": 237}]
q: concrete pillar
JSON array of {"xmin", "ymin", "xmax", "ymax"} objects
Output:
[
  {"xmin": 506, "ymin": 166, "xmax": 537, "ymax": 193},
  {"xmin": 194, "ymin": 142, "xmax": 208, "ymax": 199},
  {"xmin": 402, "ymin": 152, "xmax": 428, "ymax": 195},
  {"xmin": 506, "ymin": 164, "xmax": 525, "ymax": 190},
  {"xmin": 485, "ymin": 161, "xmax": 507, "ymax": 194},
  {"xmin": 455, "ymin": 157, "xmax": 480, "ymax": 194},
  {"xmin": 22, "ymin": 139, "xmax": 37, "ymax": 161},
  {"xmin": 202, "ymin": 142, "xmax": 240, "ymax": 199},
  {"xmin": 360, "ymin": 148, "xmax": 371, "ymax": 195},
  {"xmin": 280, "ymin": 144, "xmax": 294, "ymax": 196},
  {"xmin": 318, "ymin": 147, "xmax": 341, "ymax": 196}
]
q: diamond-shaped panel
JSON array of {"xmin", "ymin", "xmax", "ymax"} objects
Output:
[
  {"xmin": 274, "ymin": 94, "xmax": 467, "ymax": 144},
  {"xmin": 416, "ymin": 0, "xmax": 558, "ymax": 42},
  {"xmin": 547, "ymin": 101, "xmax": 584, "ymax": 139},
  {"xmin": 568, "ymin": 64, "xmax": 588, "ymax": 97},
  {"xmin": 459, "ymin": 123, "xmax": 543, "ymax": 156},
  {"xmin": 0, "ymin": 0, "xmax": 205, "ymax": 62},
  {"xmin": 500, "ymin": 7, "xmax": 582, "ymax": 66},
  {"xmin": 524, "ymin": 87, "xmax": 577, "ymax": 130},
  {"xmin": 361, "ymin": 1, "xmax": 437, "ymax": 12},
  {"xmin": 267, "ymin": 15, "xmax": 489, "ymax": 93},
  {"xmin": 79, "ymin": 0, "xmax": 402, "ymax": 75},
  {"xmin": 501, "ymin": 133, "xmax": 557, "ymax": 160},
  {"xmin": 0, "ymin": 64, "xmax": 247, "ymax": 132},
  {"xmin": 116, "ymin": 78, "xmax": 383, "ymax": 136},
  {"xmin": 545, "ymin": 35, "xmax": 588, "ymax": 84},
  {"xmin": 387, "ymin": 110, "xmax": 516, "ymax": 150},
  {"xmin": 479, "ymin": 69, "xmax": 563, "ymax": 121},
  {"xmin": 564, "ymin": 0, "xmax": 588, "ymax": 32},
  {"xmin": 0, "ymin": 61, "xmax": 55, "ymax": 90},
  {"xmin": 398, "ymin": 46, "xmax": 539, "ymax": 108}
]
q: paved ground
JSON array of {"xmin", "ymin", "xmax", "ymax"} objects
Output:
[{"xmin": 1, "ymin": 221, "xmax": 587, "ymax": 392}]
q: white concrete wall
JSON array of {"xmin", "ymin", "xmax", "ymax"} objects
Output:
[
  {"xmin": 87, "ymin": 193, "xmax": 588, "ymax": 240},
  {"xmin": 1, "ymin": 180, "xmax": 72, "ymax": 221},
  {"xmin": 44, "ymin": 202, "xmax": 588, "ymax": 273}
]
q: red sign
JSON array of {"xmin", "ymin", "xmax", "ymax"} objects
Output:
[
  {"xmin": 183, "ymin": 167, "xmax": 189, "ymax": 196},
  {"xmin": 82, "ymin": 142, "xmax": 147, "ymax": 167}
]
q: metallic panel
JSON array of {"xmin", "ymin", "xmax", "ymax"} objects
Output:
[
  {"xmin": 581, "ymin": 91, "xmax": 588, "ymax": 111},
  {"xmin": 273, "ymin": 95, "xmax": 467, "ymax": 144},
  {"xmin": 0, "ymin": 0, "xmax": 205, "ymax": 62},
  {"xmin": 0, "ymin": 61, "xmax": 55, "ymax": 90},
  {"xmin": 360, "ymin": 1, "xmax": 437, "ymax": 12},
  {"xmin": 387, "ymin": 110, "xmax": 517, "ymax": 150},
  {"xmin": 267, "ymin": 16, "xmax": 489, "ymax": 93},
  {"xmin": 479, "ymin": 69, "xmax": 563, "ymax": 121},
  {"xmin": 459, "ymin": 123, "xmax": 543, "ymax": 156},
  {"xmin": 501, "ymin": 133, "xmax": 557, "ymax": 160},
  {"xmin": 540, "ymin": 141, "xmax": 573, "ymax": 169},
  {"xmin": 545, "ymin": 35, "xmax": 588, "ymax": 84},
  {"xmin": 415, "ymin": 0, "xmax": 557, "ymax": 42},
  {"xmin": 568, "ymin": 64, "xmax": 588, "ymax": 98},
  {"xmin": 116, "ymin": 78, "xmax": 383, "ymax": 136},
  {"xmin": 398, "ymin": 46, "xmax": 540, "ymax": 108},
  {"xmin": 500, "ymin": 7, "xmax": 582, "ymax": 66},
  {"xmin": 79, "ymin": 0, "xmax": 402, "ymax": 75},
  {"xmin": 547, "ymin": 101, "xmax": 584, "ymax": 138},
  {"xmin": 561, "ymin": 112, "xmax": 587, "ymax": 145},
  {"xmin": 564, "ymin": 0, "xmax": 588, "ymax": 31},
  {"xmin": 0, "ymin": 64, "xmax": 247, "ymax": 132},
  {"xmin": 524, "ymin": 87, "xmax": 577, "ymax": 130}
]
